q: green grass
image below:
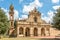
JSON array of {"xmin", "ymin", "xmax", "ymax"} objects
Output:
[
  {"xmin": 0, "ymin": 37, "xmax": 60, "ymax": 40},
  {"xmin": 0, "ymin": 37, "xmax": 38, "ymax": 40}
]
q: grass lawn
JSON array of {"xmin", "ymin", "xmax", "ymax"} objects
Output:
[
  {"xmin": 0, "ymin": 37, "xmax": 60, "ymax": 40},
  {"xmin": 0, "ymin": 37, "xmax": 38, "ymax": 40}
]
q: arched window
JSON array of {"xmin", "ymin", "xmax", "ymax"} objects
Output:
[
  {"xmin": 19, "ymin": 27, "xmax": 23, "ymax": 34},
  {"xmin": 11, "ymin": 21, "xmax": 13, "ymax": 26},
  {"xmin": 34, "ymin": 17, "xmax": 37, "ymax": 22}
]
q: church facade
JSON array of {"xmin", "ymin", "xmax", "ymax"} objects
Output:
[
  {"xmin": 16, "ymin": 8, "xmax": 51, "ymax": 37},
  {"xmin": 9, "ymin": 5, "xmax": 60, "ymax": 37}
]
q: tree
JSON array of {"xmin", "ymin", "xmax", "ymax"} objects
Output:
[
  {"xmin": 0, "ymin": 8, "xmax": 9, "ymax": 35},
  {"xmin": 53, "ymin": 8, "xmax": 60, "ymax": 30}
]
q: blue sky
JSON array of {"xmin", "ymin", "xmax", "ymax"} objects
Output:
[{"xmin": 0, "ymin": 0, "xmax": 60, "ymax": 23}]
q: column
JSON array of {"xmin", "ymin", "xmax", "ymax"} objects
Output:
[
  {"xmin": 38, "ymin": 27, "xmax": 41, "ymax": 37},
  {"xmin": 30, "ymin": 27, "xmax": 33, "ymax": 37},
  {"xmin": 24, "ymin": 27, "xmax": 25, "ymax": 37},
  {"xmin": 17, "ymin": 26, "xmax": 19, "ymax": 37},
  {"xmin": 48, "ymin": 26, "xmax": 50, "ymax": 36}
]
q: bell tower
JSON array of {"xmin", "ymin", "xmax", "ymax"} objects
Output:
[
  {"xmin": 9, "ymin": 4, "xmax": 14, "ymax": 36},
  {"xmin": 9, "ymin": 4, "xmax": 14, "ymax": 28}
]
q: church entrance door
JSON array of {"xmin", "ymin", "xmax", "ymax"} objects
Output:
[
  {"xmin": 34, "ymin": 28, "xmax": 38, "ymax": 36},
  {"xmin": 25, "ymin": 28, "xmax": 30, "ymax": 37},
  {"xmin": 41, "ymin": 27, "xmax": 45, "ymax": 36}
]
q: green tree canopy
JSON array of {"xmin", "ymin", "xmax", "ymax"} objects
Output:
[
  {"xmin": 53, "ymin": 8, "xmax": 60, "ymax": 30},
  {"xmin": 0, "ymin": 8, "xmax": 9, "ymax": 34}
]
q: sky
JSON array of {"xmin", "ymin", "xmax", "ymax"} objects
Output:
[{"xmin": 0, "ymin": 0, "xmax": 60, "ymax": 23}]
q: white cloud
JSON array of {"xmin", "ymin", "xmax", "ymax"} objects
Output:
[
  {"xmin": 52, "ymin": 0, "xmax": 59, "ymax": 3},
  {"xmin": 41, "ymin": 13, "xmax": 44, "ymax": 17},
  {"xmin": 47, "ymin": 10, "xmax": 54, "ymax": 22},
  {"xmin": 53, "ymin": 5, "xmax": 60, "ymax": 10},
  {"xmin": 22, "ymin": 15, "xmax": 28, "ymax": 19},
  {"xmin": 23, "ymin": 0, "xmax": 43, "ymax": 14},
  {"xmin": 14, "ymin": 10, "xmax": 19, "ymax": 20},
  {"xmin": 19, "ymin": 0, "xmax": 23, "ymax": 3},
  {"xmin": 42, "ymin": 10, "xmax": 54, "ymax": 23},
  {"xmin": 19, "ymin": 15, "xmax": 28, "ymax": 20},
  {"xmin": 1, "ymin": 8, "xmax": 19, "ymax": 20},
  {"xmin": 42, "ymin": 16, "xmax": 50, "ymax": 23},
  {"xmin": 48, "ymin": 10, "xmax": 54, "ymax": 18},
  {"xmin": 1, "ymin": 8, "xmax": 9, "ymax": 19}
]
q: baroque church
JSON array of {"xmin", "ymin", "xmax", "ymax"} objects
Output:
[{"xmin": 9, "ymin": 5, "xmax": 60, "ymax": 37}]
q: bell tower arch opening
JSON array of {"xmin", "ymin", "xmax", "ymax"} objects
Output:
[{"xmin": 34, "ymin": 17, "xmax": 37, "ymax": 23}]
